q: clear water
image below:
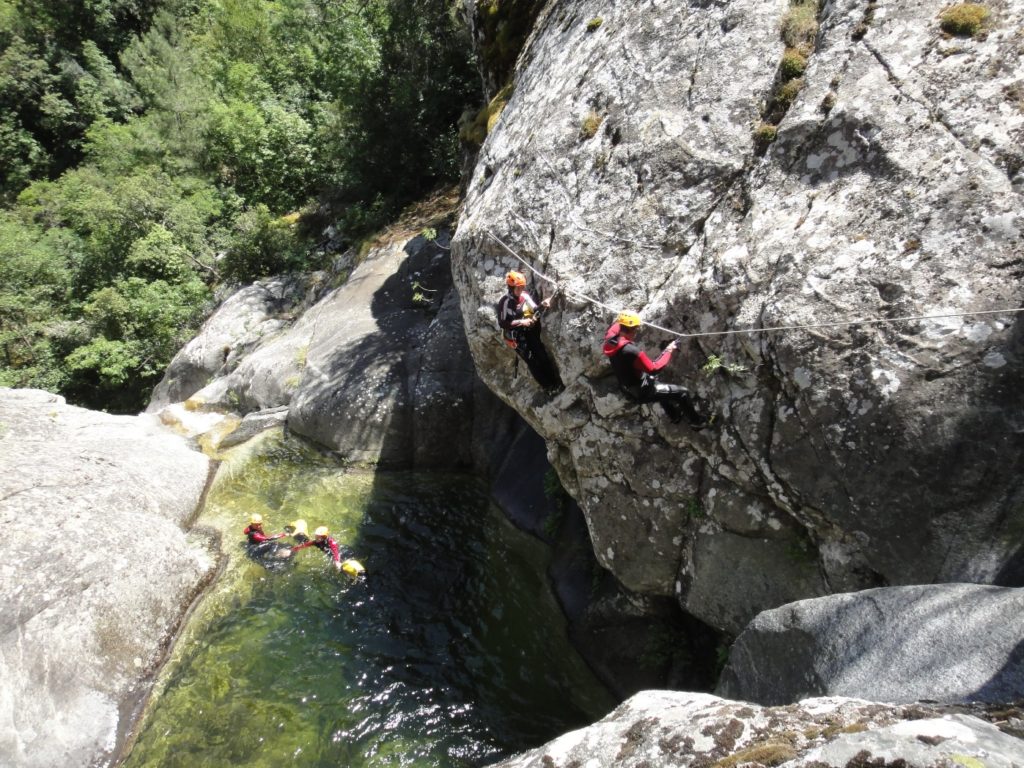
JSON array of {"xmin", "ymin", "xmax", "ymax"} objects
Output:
[{"xmin": 122, "ymin": 432, "xmax": 614, "ymax": 768}]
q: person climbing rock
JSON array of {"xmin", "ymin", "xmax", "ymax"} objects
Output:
[
  {"xmin": 602, "ymin": 312, "xmax": 710, "ymax": 429},
  {"xmin": 496, "ymin": 270, "xmax": 562, "ymax": 392},
  {"xmin": 243, "ymin": 513, "xmax": 291, "ymax": 564},
  {"xmin": 292, "ymin": 526, "xmax": 364, "ymax": 577}
]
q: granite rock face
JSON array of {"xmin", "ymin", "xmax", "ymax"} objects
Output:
[
  {"xmin": 0, "ymin": 388, "xmax": 214, "ymax": 768},
  {"xmin": 452, "ymin": 0, "xmax": 1024, "ymax": 631},
  {"xmin": 148, "ymin": 220, "xmax": 512, "ymax": 471},
  {"xmin": 491, "ymin": 690, "xmax": 1024, "ymax": 768},
  {"xmin": 717, "ymin": 583, "xmax": 1024, "ymax": 706}
]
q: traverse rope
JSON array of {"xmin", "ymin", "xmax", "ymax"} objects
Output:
[{"xmin": 485, "ymin": 230, "xmax": 1024, "ymax": 340}]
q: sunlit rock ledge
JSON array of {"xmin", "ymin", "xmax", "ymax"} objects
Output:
[
  {"xmin": 0, "ymin": 388, "xmax": 215, "ymax": 768},
  {"xmin": 490, "ymin": 691, "xmax": 1024, "ymax": 768}
]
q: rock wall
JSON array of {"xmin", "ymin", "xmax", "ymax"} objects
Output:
[
  {"xmin": 0, "ymin": 388, "xmax": 214, "ymax": 768},
  {"xmin": 452, "ymin": 0, "xmax": 1024, "ymax": 634}
]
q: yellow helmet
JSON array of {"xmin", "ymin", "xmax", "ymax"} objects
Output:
[
  {"xmin": 249, "ymin": 513, "xmax": 263, "ymax": 526},
  {"xmin": 617, "ymin": 311, "xmax": 642, "ymax": 329},
  {"xmin": 341, "ymin": 559, "xmax": 365, "ymax": 577},
  {"xmin": 314, "ymin": 526, "xmax": 329, "ymax": 538},
  {"xmin": 506, "ymin": 270, "xmax": 527, "ymax": 287}
]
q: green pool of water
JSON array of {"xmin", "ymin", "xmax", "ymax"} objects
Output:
[{"xmin": 123, "ymin": 432, "xmax": 614, "ymax": 767}]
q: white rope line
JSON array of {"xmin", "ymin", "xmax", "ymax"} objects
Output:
[{"xmin": 485, "ymin": 230, "xmax": 1024, "ymax": 340}]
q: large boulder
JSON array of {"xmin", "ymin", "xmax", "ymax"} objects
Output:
[
  {"xmin": 717, "ymin": 584, "xmax": 1024, "ymax": 706},
  {"xmin": 490, "ymin": 690, "xmax": 1024, "ymax": 768},
  {"xmin": 0, "ymin": 388, "xmax": 215, "ymax": 768},
  {"xmin": 284, "ymin": 227, "xmax": 512, "ymax": 470},
  {"xmin": 147, "ymin": 214, "xmax": 513, "ymax": 472},
  {"xmin": 452, "ymin": 0, "xmax": 1024, "ymax": 630}
]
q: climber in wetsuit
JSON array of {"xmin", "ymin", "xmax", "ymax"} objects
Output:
[
  {"xmin": 496, "ymin": 270, "xmax": 562, "ymax": 392},
  {"xmin": 603, "ymin": 312, "xmax": 709, "ymax": 429},
  {"xmin": 292, "ymin": 525, "xmax": 356, "ymax": 573},
  {"xmin": 243, "ymin": 513, "xmax": 289, "ymax": 563}
]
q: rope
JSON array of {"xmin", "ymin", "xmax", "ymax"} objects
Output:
[{"xmin": 485, "ymin": 230, "xmax": 1024, "ymax": 340}]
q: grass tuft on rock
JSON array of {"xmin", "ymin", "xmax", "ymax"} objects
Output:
[
  {"xmin": 580, "ymin": 110, "xmax": 604, "ymax": 140},
  {"xmin": 779, "ymin": 47, "xmax": 809, "ymax": 80},
  {"xmin": 940, "ymin": 3, "xmax": 989, "ymax": 37},
  {"xmin": 781, "ymin": 3, "xmax": 819, "ymax": 47}
]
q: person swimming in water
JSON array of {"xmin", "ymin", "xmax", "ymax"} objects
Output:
[
  {"xmin": 291, "ymin": 526, "xmax": 365, "ymax": 577},
  {"xmin": 242, "ymin": 513, "xmax": 291, "ymax": 566}
]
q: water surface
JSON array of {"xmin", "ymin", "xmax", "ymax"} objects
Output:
[{"xmin": 123, "ymin": 432, "xmax": 613, "ymax": 767}]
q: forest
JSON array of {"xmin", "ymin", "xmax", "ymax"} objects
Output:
[{"xmin": 0, "ymin": 0, "xmax": 480, "ymax": 412}]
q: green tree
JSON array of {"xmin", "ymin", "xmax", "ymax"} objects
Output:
[
  {"xmin": 65, "ymin": 275, "xmax": 208, "ymax": 409},
  {"xmin": 0, "ymin": 213, "xmax": 75, "ymax": 391}
]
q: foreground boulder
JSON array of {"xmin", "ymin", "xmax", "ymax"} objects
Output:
[
  {"xmin": 717, "ymin": 584, "xmax": 1024, "ymax": 706},
  {"xmin": 491, "ymin": 690, "xmax": 1024, "ymax": 768},
  {"xmin": 453, "ymin": 0, "xmax": 1024, "ymax": 631},
  {"xmin": 0, "ymin": 389, "xmax": 215, "ymax": 768}
]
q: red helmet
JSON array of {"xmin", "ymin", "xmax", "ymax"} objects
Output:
[{"xmin": 506, "ymin": 270, "xmax": 527, "ymax": 287}]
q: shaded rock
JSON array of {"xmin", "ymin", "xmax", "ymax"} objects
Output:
[
  {"xmin": 717, "ymin": 583, "xmax": 1024, "ymax": 706},
  {"xmin": 490, "ymin": 690, "xmax": 1024, "ymax": 768},
  {"xmin": 0, "ymin": 389, "xmax": 215, "ymax": 768},
  {"xmin": 286, "ymin": 229, "xmax": 506, "ymax": 469},
  {"xmin": 148, "ymin": 209, "xmax": 512, "ymax": 472},
  {"xmin": 452, "ymin": 0, "xmax": 1024, "ymax": 629},
  {"xmin": 680, "ymin": 528, "xmax": 827, "ymax": 636}
]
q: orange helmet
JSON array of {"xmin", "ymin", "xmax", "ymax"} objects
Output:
[{"xmin": 506, "ymin": 270, "xmax": 527, "ymax": 287}]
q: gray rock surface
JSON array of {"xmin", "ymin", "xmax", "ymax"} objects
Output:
[
  {"xmin": 147, "ymin": 274, "xmax": 317, "ymax": 412},
  {"xmin": 717, "ymin": 583, "xmax": 1024, "ymax": 706},
  {"xmin": 0, "ymin": 388, "xmax": 215, "ymax": 768},
  {"xmin": 491, "ymin": 690, "xmax": 1024, "ymax": 768},
  {"xmin": 453, "ymin": 0, "xmax": 1024, "ymax": 628},
  {"xmin": 148, "ymin": 223, "xmax": 511, "ymax": 471}
]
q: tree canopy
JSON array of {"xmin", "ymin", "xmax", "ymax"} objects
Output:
[{"xmin": 0, "ymin": 0, "xmax": 479, "ymax": 411}]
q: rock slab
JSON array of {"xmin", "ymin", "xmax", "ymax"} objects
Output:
[
  {"xmin": 717, "ymin": 583, "xmax": 1024, "ymax": 706},
  {"xmin": 490, "ymin": 690, "xmax": 1024, "ymax": 768},
  {"xmin": 0, "ymin": 389, "xmax": 215, "ymax": 768}
]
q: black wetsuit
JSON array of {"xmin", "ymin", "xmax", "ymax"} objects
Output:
[
  {"xmin": 602, "ymin": 323, "xmax": 703, "ymax": 425},
  {"xmin": 496, "ymin": 289, "xmax": 561, "ymax": 390}
]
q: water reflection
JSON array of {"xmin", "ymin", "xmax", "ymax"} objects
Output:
[{"xmin": 123, "ymin": 433, "xmax": 613, "ymax": 767}]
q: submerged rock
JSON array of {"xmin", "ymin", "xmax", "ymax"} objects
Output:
[
  {"xmin": 490, "ymin": 690, "xmax": 1024, "ymax": 768},
  {"xmin": 717, "ymin": 583, "xmax": 1024, "ymax": 706},
  {"xmin": 0, "ymin": 388, "xmax": 215, "ymax": 768}
]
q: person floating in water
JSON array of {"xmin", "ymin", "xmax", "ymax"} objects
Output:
[
  {"xmin": 242, "ymin": 513, "xmax": 292, "ymax": 564},
  {"xmin": 292, "ymin": 525, "xmax": 365, "ymax": 577},
  {"xmin": 602, "ymin": 311, "xmax": 710, "ymax": 429},
  {"xmin": 496, "ymin": 270, "xmax": 562, "ymax": 392}
]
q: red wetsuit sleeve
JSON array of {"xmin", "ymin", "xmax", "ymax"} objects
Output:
[
  {"xmin": 632, "ymin": 346, "xmax": 673, "ymax": 374},
  {"xmin": 245, "ymin": 526, "xmax": 273, "ymax": 543},
  {"xmin": 328, "ymin": 538, "xmax": 341, "ymax": 563},
  {"xmin": 292, "ymin": 540, "xmax": 314, "ymax": 552}
]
